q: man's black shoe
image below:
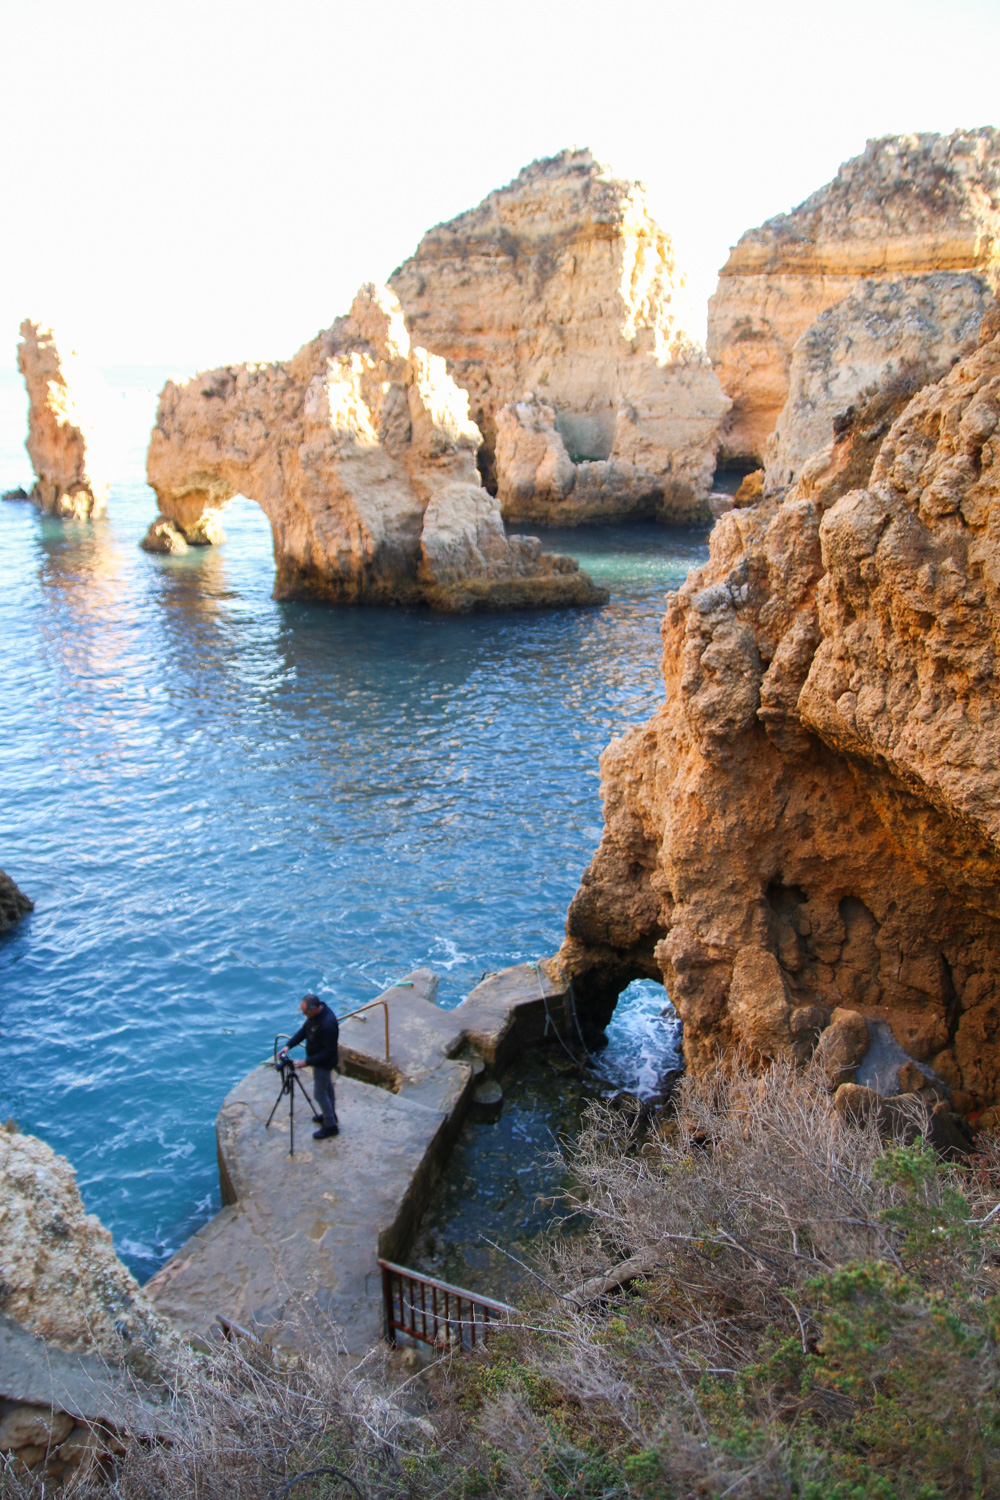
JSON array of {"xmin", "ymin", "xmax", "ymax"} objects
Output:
[{"xmin": 313, "ymin": 1125, "xmax": 339, "ymax": 1140}]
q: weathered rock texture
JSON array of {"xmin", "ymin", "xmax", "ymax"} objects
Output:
[
  {"xmin": 16, "ymin": 321, "xmax": 109, "ymax": 519},
  {"xmin": 0, "ymin": 870, "xmax": 33, "ymax": 932},
  {"xmin": 0, "ymin": 1124, "xmax": 181, "ymax": 1376},
  {"xmin": 560, "ymin": 313, "xmax": 1000, "ymax": 1115},
  {"xmin": 389, "ymin": 149, "xmax": 730, "ymax": 524},
  {"xmin": 709, "ymin": 129, "xmax": 1000, "ymax": 464},
  {"xmin": 144, "ymin": 285, "xmax": 605, "ymax": 611},
  {"xmin": 765, "ymin": 273, "xmax": 994, "ymax": 491}
]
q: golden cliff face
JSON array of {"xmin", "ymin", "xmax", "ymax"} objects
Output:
[
  {"xmin": 708, "ymin": 130, "xmax": 1000, "ymax": 465},
  {"xmin": 15, "ymin": 321, "xmax": 109, "ymax": 520},
  {"xmin": 390, "ymin": 149, "xmax": 730, "ymax": 525},
  {"xmin": 561, "ymin": 313, "xmax": 1000, "ymax": 1117},
  {"xmin": 143, "ymin": 285, "xmax": 606, "ymax": 613}
]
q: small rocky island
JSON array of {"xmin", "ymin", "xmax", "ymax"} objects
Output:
[{"xmin": 141, "ymin": 283, "xmax": 607, "ymax": 612}]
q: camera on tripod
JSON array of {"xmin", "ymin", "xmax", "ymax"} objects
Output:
[{"xmin": 265, "ymin": 1034, "xmax": 316, "ymax": 1156}]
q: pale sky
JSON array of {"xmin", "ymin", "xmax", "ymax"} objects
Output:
[{"xmin": 2, "ymin": 0, "xmax": 998, "ymax": 374}]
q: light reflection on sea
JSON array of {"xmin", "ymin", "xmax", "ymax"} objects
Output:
[{"xmin": 0, "ymin": 367, "xmax": 705, "ymax": 1281}]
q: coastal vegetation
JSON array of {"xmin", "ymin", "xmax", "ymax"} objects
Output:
[{"xmin": 5, "ymin": 1062, "xmax": 998, "ymax": 1499}]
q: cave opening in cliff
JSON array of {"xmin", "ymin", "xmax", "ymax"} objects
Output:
[
  {"xmin": 711, "ymin": 457, "xmax": 761, "ymax": 496},
  {"xmin": 597, "ymin": 977, "xmax": 683, "ymax": 1102}
]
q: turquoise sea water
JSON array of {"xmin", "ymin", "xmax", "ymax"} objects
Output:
[{"xmin": 0, "ymin": 368, "xmax": 705, "ymax": 1281}]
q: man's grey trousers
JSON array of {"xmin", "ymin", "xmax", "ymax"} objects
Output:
[{"xmin": 312, "ymin": 1066, "xmax": 338, "ymax": 1127}]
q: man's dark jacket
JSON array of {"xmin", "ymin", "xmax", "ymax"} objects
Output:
[{"xmin": 287, "ymin": 1002, "xmax": 339, "ymax": 1069}]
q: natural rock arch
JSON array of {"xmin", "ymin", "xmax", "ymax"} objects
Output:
[{"xmin": 142, "ymin": 286, "xmax": 606, "ymax": 613}]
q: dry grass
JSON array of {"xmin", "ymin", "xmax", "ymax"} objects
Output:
[{"xmin": 5, "ymin": 1060, "xmax": 1000, "ymax": 1499}]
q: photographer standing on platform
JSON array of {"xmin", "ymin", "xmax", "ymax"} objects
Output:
[{"xmin": 279, "ymin": 994, "xmax": 340, "ymax": 1140}]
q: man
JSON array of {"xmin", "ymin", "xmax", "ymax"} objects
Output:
[{"xmin": 279, "ymin": 994, "xmax": 340, "ymax": 1140}]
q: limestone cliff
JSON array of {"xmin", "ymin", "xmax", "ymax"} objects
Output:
[
  {"xmin": 0, "ymin": 870, "xmax": 33, "ymax": 933},
  {"xmin": 709, "ymin": 129, "xmax": 1000, "ymax": 464},
  {"xmin": 765, "ymin": 272, "xmax": 994, "ymax": 491},
  {"xmin": 16, "ymin": 321, "xmax": 109, "ymax": 519},
  {"xmin": 389, "ymin": 149, "xmax": 730, "ymax": 525},
  {"xmin": 0, "ymin": 1124, "xmax": 181, "ymax": 1376},
  {"xmin": 560, "ymin": 313, "xmax": 1000, "ymax": 1118},
  {"xmin": 144, "ymin": 285, "xmax": 606, "ymax": 612}
]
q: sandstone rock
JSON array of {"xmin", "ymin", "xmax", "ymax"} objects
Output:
[
  {"xmin": 559, "ymin": 319, "xmax": 1000, "ymax": 1111},
  {"xmin": 765, "ymin": 273, "xmax": 994, "ymax": 490},
  {"xmin": 833, "ymin": 1081, "xmax": 881, "ymax": 1125},
  {"xmin": 390, "ymin": 149, "xmax": 730, "ymax": 524},
  {"xmin": 0, "ymin": 1402, "xmax": 74, "ymax": 1450},
  {"xmin": 834, "ymin": 1083, "xmax": 973, "ymax": 1159},
  {"xmin": 0, "ymin": 870, "xmax": 32, "ymax": 932},
  {"xmin": 144, "ymin": 284, "xmax": 605, "ymax": 613},
  {"xmin": 709, "ymin": 129, "xmax": 1000, "ymax": 463},
  {"xmin": 727, "ymin": 947, "xmax": 792, "ymax": 1059},
  {"xmin": 16, "ymin": 321, "xmax": 109, "ymax": 519},
  {"xmin": 0, "ymin": 1127, "xmax": 182, "ymax": 1376},
  {"xmin": 140, "ymin": 515, "xmax": 188, "ymax": 554},
  {"xmin": 814, "ymin": 1007, "xmax": 870, "ymax": 1088}
]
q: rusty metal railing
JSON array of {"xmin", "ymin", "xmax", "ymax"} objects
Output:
[
  {"xmin": 379, "ymin": 1259, "xmax": 516, "ymax": 1351},
  {"xmin": 337, "ymin": 998, "xmax": 391, "ymax": 1061}
]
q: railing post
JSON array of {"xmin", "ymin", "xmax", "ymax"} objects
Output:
[{"xmin": 382, "ymin": 1263, "xmax": 397, "ymax": 1346}]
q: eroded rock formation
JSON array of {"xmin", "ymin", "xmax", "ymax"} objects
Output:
[
  {"xmin": 0, "ymin": 1123, "xmax": 181, "ymax": 1376},
  {"xmin": 765, "ymin": 273, "xmax": 994, "ymax": 491},
  {"xmin": 0, "ymin": 870, "xmax": 33, "ymax": 932},
  {"xmin": 16, "ymin": 321, "xmax": 109, "ymax": 519},
  {"xmin": 144, "ymin": 285, "xmax": 605, "ymax": 612},
  {"xmin": 389, "ymin": 149, "xmax": 730, "ymax": 524},
  {"xmin": 709, "ymin": 129, "xmax": 1000, "ymax": 464},
  {"xmin": 560, "ymin": 312, "xmax": 1000, "ymax": 1118}
]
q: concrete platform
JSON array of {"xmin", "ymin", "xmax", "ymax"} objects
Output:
[{"xmin": 145, "ymin": 960, "xmax": 572, "ymax": 1355}]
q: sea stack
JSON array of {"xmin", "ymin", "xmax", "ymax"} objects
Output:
[
  {"xmin": 389, "ymin": 149, "xmax": 731, "ymax": 525},
  {"xmin": 708, "ymin": 129, "xmax": 1000, "ymax": 465},
  {"xmin": 15, "ymin": 321, "xmax": 110, "ymax": 519},
  {"xmin": 143, "ymin": 283, "xmax": 607, "ymax": 612},
  {"xmin": 560, "ymin": 310, "xmax": 1000, "ymax": 1120}
]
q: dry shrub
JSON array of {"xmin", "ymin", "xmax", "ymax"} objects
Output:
[
  {"xmin": 0, "ymin": 1319, "xmax": 435, "ymax": 1500},
  {"xmin": 5, "ymin": 1063, "xmax": 1000, "ymax": 1499},
  {"xmin": 453, "ymin": 1059, "xmax": 1000, "ymax": 1499}
]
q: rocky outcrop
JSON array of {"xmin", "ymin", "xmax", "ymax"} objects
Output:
[
  {"xmin": 765, "ymin": 273, "xmax": 994, "ymax": 491},
  {"xmin": 559, "ymin": 313, "xmax": 1000, "ymax": 1118},
  {"xmin": 709, "ymin": 129, "xmax": 1000, "ymax": 464},
  {"xmin": 0, "ymin": 1123, "xmax": 182, "ymax": 1377},
  {"xmin": 390, "ymin": 149, "xmax": 730, "ymax": 525},
  {"xmin": 16, "ymin": 321, "xmax": 109, "ymax": 519},
  {"xmin": 0, "ymin": 1314, "xmax": 170, "ymax": 1484},
  {"xmin": 144, "ymin": 285, "xmax": 605, "ymax": 612},
  {"xmin": 0, "ymin": 870, "xmax": 33, "ymax": 932}
]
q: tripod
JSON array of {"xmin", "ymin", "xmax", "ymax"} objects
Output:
[{"xmin": 265, "ymin": 1035, "xmax": 317, "ymax": 1156}]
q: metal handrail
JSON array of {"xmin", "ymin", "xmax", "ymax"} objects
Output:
[
  {"xmin": 379, "ymin": 1258, "xmax": 516, "ymax": 1351},
  {"xmin": 337, "ymin": 998, "xmax": 391, "ymax": 1062}
]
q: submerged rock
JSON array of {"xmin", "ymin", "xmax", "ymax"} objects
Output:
[
  {"xmin": 144, "ymin": 284, "xmax": 606, "ymax": 612},
  {"xmin": 709, "ymin": 129, "xmax": 1000, "ymax": 464},
  {"xmin": 16, "ymin": 321, "xmax": 109, "ymax": 519},
  {"xmin": 390, "ymin": 149, "xmax": 730, "ymax": 525},
  {"xmin": 0, "ymin": 870, "xmax": 32, "ymax": 932},
  {"xmin": 560, "ymin": 315, "xmax": 1000, "ymax": 1113}
]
